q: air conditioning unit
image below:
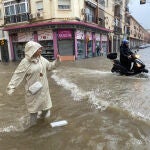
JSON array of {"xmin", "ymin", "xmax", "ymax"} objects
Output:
[
  {"xmin": 29, "ymin": 13, "xmax": 36, "ymax": 20},
  {"xmin": 81, "ymin": 8, "xmax": 85, "ymax": 15},
  {"xmin": 36, "ymin": 11, "xmax": 43, "ymax": 18}
]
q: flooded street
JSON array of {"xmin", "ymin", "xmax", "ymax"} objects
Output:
[{"xmin": 0, "ymin": 48, "xmax": 150, "ymax": 150}]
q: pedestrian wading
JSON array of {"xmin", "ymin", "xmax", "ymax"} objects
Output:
[{"xmin": 6, "ymin": 41, "xmax": 60, "ymax": 127}]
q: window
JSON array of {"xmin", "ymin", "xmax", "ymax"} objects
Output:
[
  {"xmin": 4, "ymin": 0, "xmax": 28, "ymax": 16},
  {"xmin": 98, "ymin": 0, "xmax": 105, "ymax": 7},
  {"xmin": 20, "ymin": 3, "xmax": 26, "ymax": 13},
  {"xmin": 36, "ymin": 1, "xmax": 43, "ymax": 11},
  {"xmin": 5, "ymin": 7, "xmax": 10, "ymax": 16},
  {"xmin": 4, "ymin": 0, "xmax": 29, "ymax": 23},
  {"xmin": 85, "ymin": 7, "xmax": 95, "ymax": 22},
  {"xmin": 58, "ymin": 0, "xmax": 71, "ymax": 9},
  {"xmin": 10, "ymin": 5, "xmax": 15, "ymax": 15}
]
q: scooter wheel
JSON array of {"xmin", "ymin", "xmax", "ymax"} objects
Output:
[
  {"xmin": 111, "ymin": 67, "xmax": 115, "ymax": 73},
  {"xmin": 143, "ymin": 69, "xmax": 149, "ymax": 73}
]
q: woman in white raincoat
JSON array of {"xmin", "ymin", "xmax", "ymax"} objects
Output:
[{"xmin": 7, "ymin": 41, "xmax": 60, "ymax": 126}]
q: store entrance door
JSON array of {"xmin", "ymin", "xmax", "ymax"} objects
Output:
[
  {"xmin": 13, "ymin": 42, "xmax": 25, "ymax": 61},
  {"xmin": 58, "ymin": 40, "xmax": 74, "ymax": 56},
  {"xmin": 1, "ymin": 44, "xmax": 9, "ymax": 62}
]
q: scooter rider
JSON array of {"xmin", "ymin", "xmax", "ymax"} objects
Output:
[{"xmin": 120, "ymin": 39, "xmax": 133, "ymax": 71}]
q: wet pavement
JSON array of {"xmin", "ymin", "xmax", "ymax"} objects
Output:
[{"xmin": 0, "ymin": 48, "xmax": 150, "ymax": 150}]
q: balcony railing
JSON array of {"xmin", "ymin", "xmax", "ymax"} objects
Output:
[
  {"xmin": 85, "ymin": 14, "xmax": 96, "ymax": 23},
  {"xmin": 85, "ymin": 0, "xmax": 97, "ymax": 8},
  {"xmin": 114, "ymin": 0, "xmax": 123, "ymax": 6},
  {"xmin": 114, "ymin": 13, "xmax": 122, "ymax": 19},
  {"xmin": 4, "ymin": 13, "xmax": 29, "ymax": 24},
  {"xmin": 98, "ymin": 0, "xmax": 105, "ymax": 7},
  {"xmin": 114, "ymin": 26, "xmax": 122, "ymax": 34}
]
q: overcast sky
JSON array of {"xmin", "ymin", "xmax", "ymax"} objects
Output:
[{"xmin": 128, "ymin": 0, "xmax": 150, "ymax": 29}]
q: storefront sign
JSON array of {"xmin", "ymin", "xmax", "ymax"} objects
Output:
[
  {"xmin": 38, "ymin": 30, "xmax": 53, "ymax": 41},
  {"xmin": 76, "ymin": 30, "xmax": 84, "ymax": 40},
  {"xmin": 101, "ymin": 35, "xmax": 107, "ymax": 41},
  {"xmin": 86, "ymin": 32, "xmax": 92, "ymax": 41},
  {"xmin": 95, "ymin": 33, "xmax": 100, "ymax": 41},
  {"xmin": 18, "ymin": 32, "xmax": 34, "ymax": 42},
  {"xmin": 58, "ymin": 30, "xmax": 73, "ymax": 39}
]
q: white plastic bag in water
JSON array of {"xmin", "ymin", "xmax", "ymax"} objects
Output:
[{"xmin": 50, "ymin": 120, "xmax": 68, "ymax": 128}]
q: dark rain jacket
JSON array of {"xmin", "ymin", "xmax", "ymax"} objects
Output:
[{"xmin": 120, "ymin": 44, "xmax": 133, "ymax": 70}]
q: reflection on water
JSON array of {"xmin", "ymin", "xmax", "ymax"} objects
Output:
[{"xmin": 0, "ymin": 48, "xmax": 150, "ymax": 150}]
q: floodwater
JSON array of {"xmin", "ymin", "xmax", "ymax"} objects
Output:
[{"xmin": 0, "ymin": 48, "xmax": 150, "ymax": 150}]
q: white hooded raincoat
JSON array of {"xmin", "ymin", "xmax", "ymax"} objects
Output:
[{"xmin": 7, "ymin": 41, "xmax": 58, "ymax": 113}]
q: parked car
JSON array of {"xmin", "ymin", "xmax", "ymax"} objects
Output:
[
  {"xmin": 139, "ymin": 45, "xmax": 146, "ymax": 49},
  {"xmin": 139, "ymin": 44, "xmax": 150, "ymax": 49}
]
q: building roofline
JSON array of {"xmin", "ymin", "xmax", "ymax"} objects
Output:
[{"xmin": 129, "ymin": 15, "xmax": 146, "ymax": 30}]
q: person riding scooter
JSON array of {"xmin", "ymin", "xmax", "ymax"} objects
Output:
[{"xmin": 120, "ymin": 40, "xmax": 133, "ymax": 71}]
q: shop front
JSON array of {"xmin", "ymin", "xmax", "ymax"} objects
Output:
[
  {"xmin": 101, "ymin": 35, "xmax": 108, "ymax": 56},
  {"xmin": 38, "ymin": 30, "xmax": 54, "ymax": 60},
  {"xmin": 4, "ymin": 21, "xmax": 111, "ymax": 61},
  {"xmin": 12, "ymin": 32, "xmax": 34, "ymax": 61},
  {"xmin": 76, "ymin": 30, "xmax": 85, "ymax": 59},
  {"xmin": 0, "ymin": 39, "xmax": 9, "ymax": 62},
  {"xmin": 95, "ymin": 33, "xmax": 101, "ymax": 56},
  {"xmin": 57, "ymin": 29, "xmax": 75, "ymax": 61},
  {"xmin": 86, "ymin": 32, "xmax": 93, "ymax": 58}
]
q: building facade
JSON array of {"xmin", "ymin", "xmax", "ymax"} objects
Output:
[
  {"xmin": 0, "ymin": 0, "xmax": 112, "ymax": 62},
  {"xmin": 0, "ymin": 0, "xmax": 147, "ymax": 62}
]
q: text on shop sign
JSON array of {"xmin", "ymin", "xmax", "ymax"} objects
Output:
[{"xmin": 58, "ymin": 30, "xmax": 72, "ymax": 39}]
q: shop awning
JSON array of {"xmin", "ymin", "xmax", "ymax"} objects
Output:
[{"xmin": 3, "ymin": 21, "xmax": 112, "ymax": 33}]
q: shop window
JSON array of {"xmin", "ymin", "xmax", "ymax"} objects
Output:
[
  {"xmin": 77, "ymin": 40, "xmax": 85, "ymax": 59},
  {"xmin": 13, "ymin": 43, "xmax": 25, "ymax": 61},
  {"xmin": 39, "ymin": 41, "xmax": 54, "ymax": 61},
  {"xmin": 87, "ymin": 41, "xmax": 93, "ymax": 58},
  {"xmin": 102, "ymin": 41, "xmax": 108, "ymax": 56},
  {"xmin": 95, "ymin": 41, "xmax": 101, "ymax": 56},
  {"xmin": 58, "ymin": 0, "xmax": 71, "ymax": 9}
]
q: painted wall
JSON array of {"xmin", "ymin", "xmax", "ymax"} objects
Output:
[{"xmin": 30, "ymin": 0, "xmax": 84, "ymax": 20}]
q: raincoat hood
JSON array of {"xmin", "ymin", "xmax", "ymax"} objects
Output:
[{"xmin": 25, "ymin": 41, "xmax": 42, "ymax": 60}]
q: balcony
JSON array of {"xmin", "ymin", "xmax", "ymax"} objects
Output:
[
  {"xmin": 85, "ymin": 14, "xmax": 96, "ymax": 23},
  {"xmin": 85, "ymin": 0, "xmax": 97, "ymax": 8},
  {"xmin": 114, "ymin": 26, "xmax": 122, "ymax": 34},
  {"xmin": 114, "ymin": 5, "xmax": 122, "ymax": 19},
  {"xmin": 114, "ymin": 13, "xmax": 122, "ymax": 19},
  {"xmin": 97, "ymin": 17, "xmax": 105, "ymax": 27},
  {"xmin": 98, "ymin": 0, "xmax": 105, "ymax": 7},
  {"xmin": 127, "ymin": 29, "xmax": 130, "ymax": 35},
  {"xmin": 4, "ymin": 13, "xmax": 29, "ymax": 24},
  {"xmin": 114, "ymin": 0, "xmax": 123, "ymax": 6}
]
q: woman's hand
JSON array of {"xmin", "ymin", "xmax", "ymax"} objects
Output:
[{"xmin": 56, "ymin": 54, "xmax": 61, "ymax": 62}]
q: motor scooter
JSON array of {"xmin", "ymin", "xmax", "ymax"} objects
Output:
[{"xmin": 107, "ymin": 52, "xmax": 149, "ymax": 76}]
